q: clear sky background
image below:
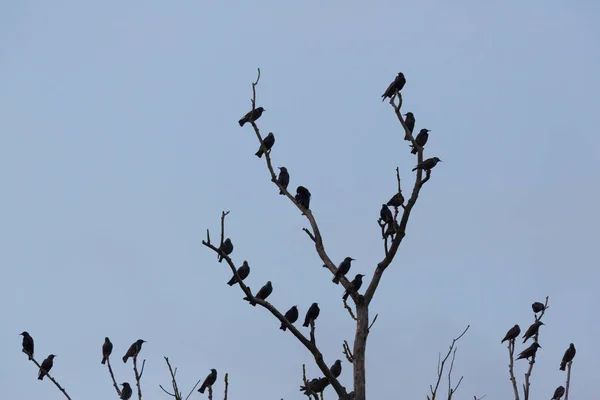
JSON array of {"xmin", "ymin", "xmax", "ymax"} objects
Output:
[{"xmin": 1, "ymin": 1, "xmax": 599, "ymax": 399}]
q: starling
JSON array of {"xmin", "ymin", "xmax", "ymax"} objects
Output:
[
  {"xmin": 516, "ymin": 342, "xmax": 541, "ymax": 361},
  {"xmin": 559, "ymin": 343, "xmax": 576, "ymax": 371},
  {"xmin": 101, "ymin": 337, "xmax": 113, "ymax": 365},
  {"xmin": 501, "ymin": 325, "xmax": 521, "ymax": 344},
  {"xmin": 386, "ymin": 192, "xmax": 404, "ymax": 208},
  {"xmin": 381, "ymin": 72, "xmax": 406, "ymax": 101},
  {"xmin": 295, "ymin": 186, "xmax": 311, "ymax": 210},
  {"xmin": 123, "ymin": 339, "xmax": 146, "ymax": 363},
  {"xmin": 277, "ymin": 167, "xmax": 290, "ymax": 194},
  {"xmin": 532, "ymin": 302, "xmax": 545, "ymax": 313},
  {"xmin": 404, "ymin": 112, "xmax": 415, "ymax": 140},
  {"xmin": 522, "ymin": 321, "xmax": 544, "ymax": 343},
  {"xmin": 330, "ymin": 359, "xmax": 342, "ymax": 378},
  {"xmin": 380, "ymin": 204, "xmax": 393, "ymax": 224},
  {"xmin": 227, "ymin": 260, "xmax": 250, "ymax": 286},
  {"xmin": 412, "ymin": 157, "xmax": 442, "ymax": 172},
  {"xmin": 238, "ymin": 107, "xmax": 265, "ymax": 127},
  {"xmin": 120, "ymin": 383, "xmax": 133, "ymax": 400},
  {"xmin": 303, "ymin": 302, "xmax": 320, "ymax": 327},
  {"xmin": 218, "ymin": 238, "xmax": 233, "ymax": 263},
  {"xmin": 198, "ymin": 369, "xmax": 218, "ymax": 393},
  {"xmin": 343, "ymin": 274, "xmax": 365, "ymax": 301},
  {"xmin": 255, "ymin": 132, "xmax": 275, "ymax": 158},
  {"xmin": 411, "ymin": 129, "xmax": 430, "ymax": 154},
  {"xmin": 38, "ymin": 354, "xmax": 56, "ymax": 380},
  {"xmin": 332, "ymin": 257, "xmax": 354, "ymax": 284},
  {"xmin": 300, "ymin": 377, "xmax": 330, "ymax": 395},
  {"xmin": 245, "ymin": 281, "xmax": 272, "ymax": 306},
  {"xmin": 551, "ymin": 386, "xmax": 565, "ymax": 400},
  {"xmin": 280, "ymin": 305, "xmax": 299, "ymax": 331},
  {"xmin": 384, "ymin": 219, "xmax": 399, "ymax": 238},
  {"xmin": 20, "ymin": 331, "xmax": 34, "ymax": 360}
]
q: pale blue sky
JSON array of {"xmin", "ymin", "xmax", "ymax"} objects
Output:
[{"xmin": 1, "ymin": 1, "xmax": 599, "ymax": 399}]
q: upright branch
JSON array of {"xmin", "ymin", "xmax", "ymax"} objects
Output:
[
  {"xmin": 223, "ymin": 373, "xmax": 229, "ymax": 400},
  {"xmin": 522, "ymin": 297, "xmax": 548, "ymax": 400},
  {"xmin": 507, "ymin": 339, "xmax": 520, "ymax": 400},
  {"xmin": 133, "ymin": 356, "xmax": 146, "ymax": 400},
  {"xmin": 28, "ymin": 357, "xmax": 73, "ymax": 400},
  {"xmin": 565, "ymin": 362, "xmax": 572, "ymax": 400},
  {"xmin": 427, "ymin": 325, "xmax": 470, "ymax": 400},
  {"xmin": 159, "ymin": 357, "xmax": 182, "ymax": 400}
]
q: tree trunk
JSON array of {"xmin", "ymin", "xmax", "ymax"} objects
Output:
[{"xmin": 353, "ymin": 301, "xmax": 369, "ymax": 400}]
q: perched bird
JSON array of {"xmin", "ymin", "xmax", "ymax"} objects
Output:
[
  {"xmin": 501, "ymin": 325, "xmax": 521, "ymax": 344},
  {"xmin": 551, "ymin": 385, "xmax": 565, "ymax": 400},
  {"xmin": 280, "ymin": 305, "xmax": 299, "ymax": 331},
  {"xmin": 380, "ymin": 204, "xmax": 393, "ymax": 224},
  {"xmin": 255, "ymin": 132, "xmax": 275, "ymax": 158},
  {"xmin": 381, "ymin": 72, "xmax": 406, "ymax": 101},
  {"xmin": 218, "ymin": 238, "xmax": 233, "ymax": 263},
  {"xmin": 20, "ymin": 331, "xmax": 34, "ymax": 360},
  {"xmin": 559, "ymin": 343, "xmax": 576, "ymax": 371},
  {"xmin": 101, "ymin": 337, "xmax": 113, "ymax": 365},
  {"xmin": 386, "ymin": 192, "xmax": 404, "ymax": 208},
  {"xmin": 384, "ymin": 219, "xmax": 399, "ymax": 238},
  {"xmin": 404, "ymin": 112, "xmax": 415, "ymax": 140},
  {"xmin": 198, "ymin": 369, "xmax": 218, "ymax": 393},
  {"xmin": 227, "ymin": 261, "xmax": 250, "ymax": 286},
  {"xmin": 330, "ymin": 359, "xmax": 342, "ymax": 378},
  {"xmin": 332, "ymin": 257, "xmax": 354, "ymax": 284},
  {"xmin": 516, "ymin": 342, "xmax": 541, "ymax": 361},
  {"xmin": 120, "ymin": 383, "xmax": 133, "ymax": 400},
  {"xmin": 238, "ymin": 107, "xmax": 265, "ymax": 127},
  {"xmin": 300, "ymin": 377, "xmax": 330, "ymax": 396},
  {"xmin": 343, "ymin": 274, "xmax": 365, "ymax": 301},
  {"xmin": 522, "ymin": 321, "xmax": 544, "ymax": 343},
  {"xmin": 277, "ymin": 167, "xmax": 290, "ymax": 194},
  {"xmin": 532, "ymin": 302, "xmax": 545, "ymax": 313},
  {"xmin": 303, "ymin": 302, "xmax": 320, "ymax": 327},
  {"xmin": 245, "ymin": 281, "xmax": 272, "ymax": 306},
  {"xmin": 38, "ymin": 354, "xmax": 56, "ymax": 380},
  {"xmin": 295, "ymin": 186, "xmax": 311, "ymax": 210},
  {"xmin": 412, "ymin": 157, "xmax": 442, "ymax": 172},
  {"xmin": 123, "ymin": 339, "xmax": 146, "ymax": 363},
  {"xmin": 411, "ymin": 129, "xmax": 430, "ymax": 154}
]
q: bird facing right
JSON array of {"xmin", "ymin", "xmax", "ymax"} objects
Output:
[{"xmin": 559, "ymin": 343, "xmax": 576, "ymax": 371}]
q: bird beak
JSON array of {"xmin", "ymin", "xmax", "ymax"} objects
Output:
[{"xmin": 439, "ymin": 159, "xmax": 443, "ymax": 162}]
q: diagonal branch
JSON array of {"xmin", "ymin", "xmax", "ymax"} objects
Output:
[
  {"xmin": 428, "ymin": 325, "xmax": 470, "ymax": 400},
  {"xmin": 106, "ymin": 357, "xmax": 123, "ymax": 397},
  {"xmin": 29, "ymin": 357, "xmax": 72, "ymax": 400},
  {"xmin": 133, "ymin": 356, "xmax": 145, "ymax": 400}
]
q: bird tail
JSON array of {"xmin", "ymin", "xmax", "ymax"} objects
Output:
[
  {"xmin": 410, "ymin": 146, "xmax": 417, "ymax": 154},
  {"xmin": 243, "ymin": 296, "xmax": 257, "ymax": 306},
  {"xmin": 38, "ymin": 374, "xmax": 44, "ymax": 380},
  {"xmin": 255, "ymin": 149, "xmax": 264, "ymax": 158},
  {"xmin": 559, "ymin": 362, "xmax": 566, "ymax": 371},
  {"xmin": 123, "ymin": 355, "xmax": 128, "ymax": 363},
  {"xmin": 412, "ymin": 166, "xmax": 418, "ymax": 172},
  {"xmin": 227, "ymin": 277, "xmax": 236, "ymax": 286},
  {"xmin": 198, "ymin": 385, "xmax": 206, "ymax": 393},
  {"xmin": 218, "ymin": 254, "xmax": 224, "ymax": 263},
  {"xmin": 238, "ymin": 119, "xmax": 245, "ymax": 127},
  {"xmin": 332, "ymin": 275, "xmax": 340, "ymax": 284},
  {"xmin": 280, "ymin": 324, "xmax": 287, "ymax": 331},
  {"xmin": 102, "ymin": 356, "xmax": 107, "ymax": 365},
  {"xmin": 342, "ymin": 292, "xmax": 349, "ymax": 301},
  {"xmin": 302, "ymin": 320, "xmax": 309, "ymax": 327},
  {"xmin": 279, "ymin": 189, "xmax": 285, "ymax": 195}
]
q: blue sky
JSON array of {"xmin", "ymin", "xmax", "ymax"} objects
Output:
[{"xmin": 1, "ymin": 1, "xmax": 599, "ymax": 399}]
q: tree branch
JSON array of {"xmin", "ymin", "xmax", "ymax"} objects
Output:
[
  {"xmin": 522, "ymin": 296, "xmax": 548, "ymax": 400},
  {"xmin": 342, "ymin": 340, "xmax": 354, "ymax": 364},
  {"xmin": 106, "ymin": 357, "xmax": 123, "ymax": 397},
  {"xmin": 565, "ymin": 361, "xmax": 572, "ymax": 400},
  {"xmin": 29, "ymin": 357, "xmax": 72, "ymax": 400},
  {"xmin": 133, "ymin": 356, "xmax": 145, "ymax": 400},
  {"xmin": 160, "ymin": 357, "xmax": 182, "ymax": 400},
  {"xmin": 506, "ymin": 340, "xmax": 520, "ymax": 400},
  {"xmin": 343, "ymin": 297, "xmax": 357, "ymax": 321},
  {"xmin": 428, "ymin": 325, "xmax": 470, "ymax": 400},
  {"xmin": 223, "ymin": 373, "xmax": 229, "ymax": 400}
]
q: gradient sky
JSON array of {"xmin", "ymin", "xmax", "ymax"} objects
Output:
[{"xmin": 1, "ymin": 1, "xmax": 599, "ymax": 399}]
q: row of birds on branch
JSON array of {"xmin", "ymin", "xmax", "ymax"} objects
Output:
[{"xmin": 300, "ymin": 359, "xmax": 343, "ymax": 396}]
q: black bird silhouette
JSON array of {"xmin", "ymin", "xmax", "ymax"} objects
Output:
[
  {"xmin": 532, "ymin": 302, "xmax": 545, "ymax": 313},
  {"xmin": 38, "ymin": 354, "xmax": 56, "ymax": 380},
  {"xmin": 198, "ymin": 369, "xmax": 218, "ymax": 393},
  {"xmin": 227, "ymin": 261, "xmax": 250, "ymax": 286},
  {"xmin": 218, "ymin": 238, "xmax": 233, "ymax": 263},
  {"xmin": 332, "ymin": 257, "xmax": 354, "ymax": 284},
  {"xmin": 522, "ymin": 321, "xmax": 544, "ymax": 343},
  {"xmin": 20, "ymin": 331, "xmax": 34, "ymax": 360},
  {"xmin": 238, "ymin": 107, "xmax": 265, "ymax": 127},
  {"xmin": 295, "ymin": 186, "xmax": 311, "ymax": 210},
  {"xmin": 255, "ymin": 132, "xmax": 275, "ymax": 158},
  {"xmin": 280, "ymin": 306, "xmax": 299, "ymax": 331},
  {"xmin": 516, "ymin": 342, "xmax": 541, "ymax": 360},
  {"xmin": 380, "ymin": 204, "xmax": 393, "ymax": 224},
  {"xmin": 277, "ymin": 167, "xmax": 290, "ymax": 194},
  {"xmin": 300, "ymin": 377, "xmax": 330, "ymax": 396},
  {"xmin": 245, "ymin": 281, "xmax": 272, "ymax": 306},
  {"xmin": 559, "ymin": 343, "xmax": 576, "ymax": 371},
  {"xmin": 123, "ymin": 339, "xmax": 146, "ymax": 363},
  {"xmin": 330, "ymin": 359, "xmax": 342, "ymax": 378},
  {"xmin": 343, "ymin": 274, "xmax": 365, "ymax": 301},
  {"xmin": 101, "ymin": 337, "xmax": 113, "ymax": 365},
  {"xmin": 381, "ymin": 73, "xmax": 406, "ymax": 101},
  {"xmin": 386, "ymin": 192, "xmax": 404, "ymax": 208},
  {"xmin": 120, "ymin": 383, "xmax": 133, "ymax": 400},
  {"xmin": 551, "ymin": 385, "xmax": 565, "ymax": 400},
  {"xmin": 411, "ymin": 129, "xmax": 430, "ymax": 154},
  {"xmin": 412, "ymin": 157, "xmax": 442, "ymax": 172},
  {"xmin": 303, "ymin": 302, "xmax": 320, "ymax": 327},
  {"xmin": 404, "ymin": 112, "xmax": 415, "ymax": 140},
  {"xmin": 501, "ymin": 325, "xmax": 521, "ymax": 344}
]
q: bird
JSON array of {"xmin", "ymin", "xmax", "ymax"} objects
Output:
[
  {"xmin": 280, "ymin": 306, "xmax": 299, "ymax": 331},
  {"xmin": 343, "ymin": 274, "xmax": 365, "ymax": 301},
  {"xmin": 412, "ymin": 157, "xmax": 442, "ymax": 172},
  {"xmin": 20, "ymin": 331, "xmax": 34, "ymax": 360},
  {"xmin": 123, "ymin": 339, "xmax": 146, "ymax": 363},
  {"xmin": 120, "ymin": 383, "xmax": 133, "ymax": 400},
  {"xmin": 330, "ymin": 359, "xmax": 342, "ymax": 378},
  {"xmin": 198, "ymin": 369, "xmax": 217, "ymax": 393},
  {"xmin": 386, "ymin": 192, "xmax": 404, "ymax": 208},
  {"xmin": 303, "ymin": 302, "xmax": 320, "ymax": 327},
  {"xmin": 245, "ymin": 281, "xmax": 272, "ymax": 306},
  {"xmin": 381, "ymin": 72, "xmax": 406, "ymax": 101},
  {"xmin": 255, "ymin": 132, "xmax": 275, "ymax": 158},
  {"xmin": 559, "ymin": 343, "xmax": 576, "ymax": 371},
  {"xmin": 238, "ymin": 107, "xmax": 265, "ymax": 127},
  {"xmin": 384, "ymin": 219, "xmax": 399, "ymax": 238},
  {"xmin": 411, "ymin": 129, "xmax": 430, "ymax": 154},
  {"xmin": 522, "ymin": 321, "xmax": 544, "ymax": 343},
  {"xmin": 295, "ymin": 186, "xmax": 311, "ymax": 210},
  {"xmin": 551, "ymin": 385, "xmax": 565, "ymax": 400},
  {"xmin": 404, "ymin": 112, "xmax": 415, "ymax": 140},
  {"xmin": 277, "ymin": 167, "xmax": 290, "ymax": 194},
  {"xmin": 300, "ymin": 377, "xmax": 330, "ymax": 396},
  {"xmin": 227, "ymin": 261, "xmax": 250, "ymax": 286},
  {"xmin": 516, "ymin": 342, "xmax": 541, "ymax": 360},
  {"xmin": 332, "ymin": 257, "xmax": 354, "ymax": 284},
  {"xmin": 501, "ymin": 325, "xmax": 521, "ymax": 344},
  {"xmin": 101, "ymin": 337, "xmax": 113, "ymax": 365},
  {"xmin": 532, "ymin": 302, "xmax": 545, "ymax": 313},
  {"xmin": 218, "ymin": 238, "xmax": 233, "ymax": 263},
  {"xmin": 38, "ymin": 354, "xmax": 56, "ymax": 380},
  {"xmin": 380, "ymin": 204, "xmax": 393, "ymax": 224}
]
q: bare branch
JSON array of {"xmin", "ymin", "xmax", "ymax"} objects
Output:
[
  {"xmin": 342, "ymin": 340, "xmax": 354, "ymax": 364},
  {"xmin": 106, "ymin": 357, "xmax": 123, "ymax": 397},
  {"xmin": 185, "ymin": 377, "xmax": 204, "ymax": 400},
  {"xmin": 507, "ymin": 340, "xmax": 520, "ymax": 400},
  {"xmin": 565, "ymin": 361, "xmax": 573, "ymax": 400},
  {"xmin": 343, "ymin": 297, "xmax": 357, "ymax": 320},
  {"xmin": 28, "ymin": 357, "xmax": 72, "ymax": 400},
  {"xmin": 303, "ymin": 227, "xmax": 316, "ymax": 243},
  {"xmin": 223, "ymin": 373, "xmax": 229, "ymax": 400},
  {"xmin": 367, "ymin": 314, "xmax": 379, "ymax": 332},
  {"xmin": 523, "ymin": 296, "xmax": 549, "ymax": 400},
  {"xmin": 161, "ymin": 357, "xmax": 182, "ymax": 400},
  {"xmin": 429, "ymin": 325, "xmax": 470, "ymax": 400},
  {"xmin": 133, "ymin": 356, "xmax": 145, "ymax": 400}
]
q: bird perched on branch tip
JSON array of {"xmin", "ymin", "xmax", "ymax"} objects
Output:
[
  {"xmin": 532, "ymin": 302, "xmax": 545, "ymax": 313},
  {"xmin": 303, "ymin": 302, "xmax": 320, "ymax": 327},
  {"xmin": 198, "ymin": 369, "xmax": 217, "ymax": 393},
  {"xmin": 20, "ymin": 331, "xmax": 34, "ymax": 360},
  {"xmin": 559, "ymin": 343, "xmax": 576, "ymax": 371},
  {"xmin": 386, "ymin": 192, "xmax": 404, "ymax": 208},
  {"xmin": 381, "ymin": 72, "xmax": 406, "ymax": 101},
  {"xmin": 123, "ymin": 339, "xmax": 146, "ymax": 363},
  {"xmin": 501, "ymin": 325, "xmax": 521, "ymax": 344},
  {"xmin": 227, "ymin": 260, "xmax": 250, "ymax": 286},
  {"xmin": 101, "ymin": 337, "xmax": 113, "ymax": 364},
  {"xmin": 300, "ymin": 377, "xmax": 330, "ymax": 396},
  {"xmin": 280, "ymin": 305, "xmax": 299, "ymax": 331},
  {"xmin": 238, "ymin": 107, "xmax": 265, "ymax": 127},
  {"xmin": 255, "ymin": 132, "xmax": 275, "ymax": 158}
]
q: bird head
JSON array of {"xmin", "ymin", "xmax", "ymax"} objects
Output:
[
  {"xmin": 136, "ymin": 339, "xmax": 146, "ymax": 345},
  {"xmin": 404, "ymin": 112, "xmax": 413, "ymax": 117},
  {"xmin": 534, "ymin": 343, "xmax": 542, "ymax": 349},
  {"xmin": 433, "ymin": 157, "xmax": 442, "ymax": 163},
  {"xmin": 211, "ymin": 368, "xmax": 217, "ymax": 374},
  {"xmin": 278, "ymin": 167, "xmax": 287, "ymax": 172},
  {"xmin": 266, "ymin": 281, "xmax": 272, "ymax": 286},
  {"xmin": 356, "ymin": 274, "xmax": 365, "ymax": 279},
  {"xmin": 256, "ymin": 107, "xmax": 265, "ymax": 112},
  {"xmin": 20, "ymin": 331, "xmax": 29, "ymax": 336},
  {"xmin": 570, "ymin": 343, "xmax": 574, "ymax": 347},
  {"xmin": 105, "ymin": 337, "xmax": 110, "ymax": 341},
  {"xmin": 538, "ymin": 321, "xmax": 545, "ymax": 326},
  {"xmin": 49, "ymin": 354, "xmax": 57, "ymax": 359},
  {"xmin": 121, "ymin": 382, "xmax": 130, "ymax": 387},
  {"xmin": 421, "ymin": 128, "xmax": 431, "ymax": 133},
  {"xmin": 335, "ymin": 359, "xmax": 341, "ymax": 364}
]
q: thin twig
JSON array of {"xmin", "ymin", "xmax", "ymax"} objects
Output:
[
  {"xmin": 507, "ymin": 340, "xmax": 520, "ymax": 400},
  {"xmin": 429, "ymin": 325, "xmax": 470, "ymax": 400},
  {"xmin": 343, "ymin": 298, "xmax": 357, "ymax": 320},
  {"xmin": 368, "ymin": 314, "xmax": 379, "ymax": 332},
  {"xmin": 219, "ymin": 210, "xmax": 230, "ymax": 250},
  {"xmin": 565, "ymin": 361, "xmax": 572, "ymax": 400},
  {"xmin": 106, "ymin": 357, "xmax": 123, "ymax": 397},
  {"xmin": 447, "ymin": 347, "xmax": 463, "ymax": 400},
  {"xmin": 133, "ymin": 356, "xmax": 145, "ymax": 400},
  {"xmin": 303, "ymin": 227, "xmax": 316, "ymax": 243},
  {"xmin": 342, "ymin": 341, "xmax": 354, "ymax": 363},
  {"xmin": 29, "ymin": 357, "xmax": 73, "ymax": 400},
  {"xmin": 223, "ymin": 373, "xmax": 229, "ymax": 400},
  {"xmin": 160, "ymin": 357, "xmax": 182, "ymax": 400},
  {"xmin": 185, "ymin": 377, "xmax": 204, "ymax": 400}
]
